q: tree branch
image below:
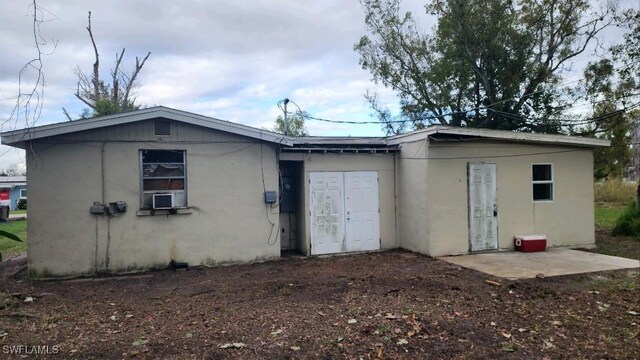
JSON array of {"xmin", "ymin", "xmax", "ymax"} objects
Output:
[{"xmin": 86, "ymin": 11, "xmax": 100, "ymax": 104}]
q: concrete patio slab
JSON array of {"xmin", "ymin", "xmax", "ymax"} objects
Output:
[{"xmin": 440, "ymin": 248, "xmax": 640, "ymax": 280}]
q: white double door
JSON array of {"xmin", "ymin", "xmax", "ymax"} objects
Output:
[{"xmin": 309, "ymin": 171, "xmax": 380, "ymax": 255}]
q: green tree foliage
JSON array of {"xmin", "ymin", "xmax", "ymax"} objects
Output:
[
  {"xmin": 582, "ymin": 59, "xmax": 635, "ymax": 179},
  {"xmin": 273, "ymin": 113, "xmax": 309, "ymax": 137},
  {"xmin": 355, "ymin": 0, "xmax": 614, "ymax": 134},
  {"xmin": 65, "ymin": 11, "xmax": 150, "ymax": 119},
  {"xmin": 579, "ymin": 8, "xmax": 640, "ymax": 180}
]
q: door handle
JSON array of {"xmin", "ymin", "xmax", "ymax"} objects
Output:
[{"xmin": 493, "ymin": 204, "xmax": 498, "ymax": 217}]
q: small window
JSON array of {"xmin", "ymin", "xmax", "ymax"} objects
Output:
[
  {"xmin": 19, "ymin": 189, "xmax": 27, "ymax": 198},
  {"xmin": 532, "ymin": 164, "xmax": 553, "ymax": 201},
  {"xmin": 155, "ymin": 120, "xmax": 171, "ymax": 136},
  {"xmin": 140, "ymin": 150, "xmax": 186, "ymax": 209}
]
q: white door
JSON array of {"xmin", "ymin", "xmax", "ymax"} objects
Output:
[
  {"xmin": 310, "ymin": 171, "xmax": 380, "ymax": 255},
  {"xmin": 310, "ymin": 172, "xmax": 345, "ymax": 255},
  {"xmin": 468, "ymin": 163, "xmax": 498, "ymax": 252},
  {"xmin": 345, "ymin": 172, "xmax": 380, "ymax": 252}
]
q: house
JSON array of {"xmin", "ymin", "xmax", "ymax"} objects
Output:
[
  {"xmin": 0, "ymin": 106, "xmax": 609, "ymax": 277},
  {"xmin": 0, "ymin": 176, "xmax": 27, "ymax": 210}
]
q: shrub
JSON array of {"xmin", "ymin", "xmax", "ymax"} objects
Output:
[
  {"xmin": 17, "ymin": 198, "xmax": 27, "ymax": 210},
  {"xmin": 611, "ymin": 202, "xmax": 640, "ymax": 237},
  {"xmin": 594, "ymin": 179, "xmax": 636, "ymax": 205}
]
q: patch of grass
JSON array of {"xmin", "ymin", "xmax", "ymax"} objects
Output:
[
  {"xmin": 0, "ymin": 219, "xmax": 27, "ymax": 257},
  {"xmin": 11, "ymin": 210, "xmax": 27, "ymax": 215},
  {"xmin": 595, "ymin": 205, "xmax": 625, "ymax": 229},
  {"xmin": 594, "ymin": 179, "xmax": 635, "ymax": 205},
  {"xmin": 590, "ymin": 272, "xmax": 638, "ymax": 292}
]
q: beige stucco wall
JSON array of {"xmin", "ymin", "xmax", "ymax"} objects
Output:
[
  {"xmin": 423, "ymin": 141, "xmax": 595, "ymax": 256},
  {"xmin": 279, "ymin": 152, "xmax": 397, "ymax": 255},
  {"xmin": 395, "ymin": 140, "xmax": 429, "ymax": 253},
  {"xmin": 23, "ymin": 117, "xmax": 599, "ymax": 276},
  {"xmin": 25, "ymin": 121, "xmax": 281, "ymax": 277}
]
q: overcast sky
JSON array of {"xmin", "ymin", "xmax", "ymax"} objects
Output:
[{"xmin": 0, "ymin": 0, "xmax": 635, "ymax": 170}]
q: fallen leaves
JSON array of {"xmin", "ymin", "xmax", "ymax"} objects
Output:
[
  {"xmin": 542, "ymin": 339, "xmax": 555, "ymax": 350},
  {"xmin": 132, "ymin": 339, "xmax": 148, "ymax": 346},
  {"xmin": 484, "ymin": 280, "xmax": 501, "ymax": 287}
]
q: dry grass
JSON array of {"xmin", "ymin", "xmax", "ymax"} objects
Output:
[{"xmin": 594, "ymin": 179, "xmax": 636, "ymax": 206}]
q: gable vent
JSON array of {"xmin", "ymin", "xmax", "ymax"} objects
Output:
[{"xmin": 155, "ymin": 120, "xmax": 171, "ymax": 136}]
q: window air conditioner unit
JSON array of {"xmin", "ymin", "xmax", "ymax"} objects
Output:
[{"xmin": 153, "ymin": 193, "xmax": 175, "ymax": 210}]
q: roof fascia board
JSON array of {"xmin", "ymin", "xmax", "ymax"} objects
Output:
[{"xmin": 388, "ymin": 126, "xmax": 610, "ymax": 147}]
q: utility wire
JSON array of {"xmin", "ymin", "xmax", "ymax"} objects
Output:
[{"xmin": 285, "ymin": 101, "xmax": 640, "ymax": 126}]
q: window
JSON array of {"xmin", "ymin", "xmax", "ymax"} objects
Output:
[
  {"xmin": 19, "ymin": 189, "xmax": 27, "ymax": 198},
  {"xmin": 140, "ymin": 150, "xmax": 187, "ymax": 209},
  {"xmin": 532, "ymin": 164, "xmax": 553, "ymax": 201},
  {"xmin": 155, "ymin": 120, "xmax": 171, "ymax": 136}
]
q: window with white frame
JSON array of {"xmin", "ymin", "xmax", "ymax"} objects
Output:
[
  {"xmin": 532, "ymin": 164, "xmax": 553, "ymax": 201},
  {"xmin": 140, "ymin": 150, "xmax": 187, "ymax": 209},
  {"xmin": 19, "ymin": 189, "xmax": 27, "ymax": 198}
]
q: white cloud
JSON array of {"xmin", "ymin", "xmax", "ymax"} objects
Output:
[{"xmin": 0, "ymin": 0, "xmax": 634, "ymax": 170}]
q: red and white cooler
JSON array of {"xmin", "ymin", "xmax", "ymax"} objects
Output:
[{"xmin": 514, "ymin": 235, "xmax": 547, "ymax": 252}]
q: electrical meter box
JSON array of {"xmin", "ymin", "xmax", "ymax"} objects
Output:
[{"xmin": 264, "ymin": 191, "xmax": 277, "ymax": 204}]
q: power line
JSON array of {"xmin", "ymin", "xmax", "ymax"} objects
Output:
[{"xmin": 285, "ymin": 101, "xmax": 640, "ymax": 126}]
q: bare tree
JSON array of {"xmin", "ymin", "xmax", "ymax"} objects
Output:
[
  {"xmin": 2, "ymin": 0, "xmax": 56, "ymax": 133},
  {"xmin": 64, "ymin": 11, "xmax": 150, "ymax": 120}
]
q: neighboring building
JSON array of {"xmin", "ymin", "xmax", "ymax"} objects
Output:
[
  {"xmin": 0, "ymin": 107, "xmax": 609, "ymax": 277},
  {"xmin": 0, "ymin": 176, "xmax": 26, "ymax": 210}
]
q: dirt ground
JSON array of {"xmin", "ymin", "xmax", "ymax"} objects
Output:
[
  {"xmin": 1, "ymin": 250, "xmax": 638, "ymax": 359},
  {"xmin": 582, "ymin": 228, "xmax": 640, "ymax": 261}
]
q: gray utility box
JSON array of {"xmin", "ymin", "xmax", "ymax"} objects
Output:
[{"xmin": 264, "ymin": 191, "xmax": 278, "ymax": 204}]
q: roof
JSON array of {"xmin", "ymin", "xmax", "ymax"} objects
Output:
[
  {"xmin": 0, "ymin": 176, "xmax": 26, "ymax": 188},
  {"xmin": 293, "ymin": 136, "xmax": 388, "ymax": 146},
  {"xmin": 387, "ymin": 126, "xmax": 610, "ymax": 148},
  {"xmin": 0, "ymin": 106, "xmax": 294, "ymax": 147},
  {"xmin": 0, "ymin": 176, "xmax": 26, "ymax": 183},
  {"xmin": 0, "ymin": 107, "xmax": 609, "ymax": 150},
  {"xmin": 285, "ymin": 135, "xmax": 398, "ymax": 153}
]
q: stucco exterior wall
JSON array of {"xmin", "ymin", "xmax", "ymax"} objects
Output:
[
  {"xmin": 25, "ymin": 121, "xmax": 280, "ymax": 277},
  {"xmin": 394, "ymin": 140, "xmax": 429, "ymax": 254},
  {"xmin": 424, "ymin": 141, "xmax": 595, "ymax": 256},
  {"xmin": 279, "ymin": 152, "xmax": 397, "ymax": 254}
]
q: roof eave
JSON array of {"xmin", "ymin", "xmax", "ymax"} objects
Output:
[
  {"xmin": 0, "ymin": 106, "xmax": 293, "ymax": 147},
  {"xmin": 387, "ymin": 126, "xmax": 610, "ymax": 148}
]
